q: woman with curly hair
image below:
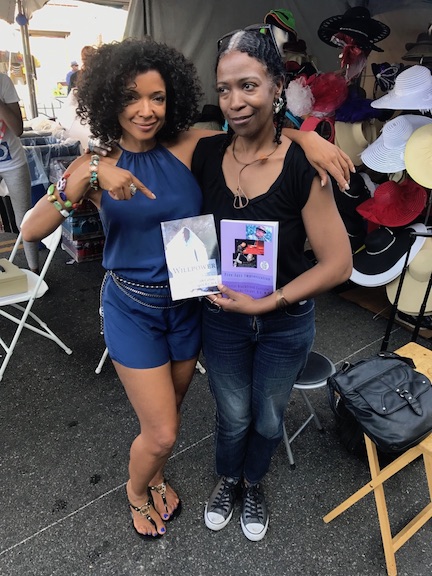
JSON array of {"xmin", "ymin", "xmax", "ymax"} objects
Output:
[{"xmin": 22, "ymin": 37, "xmax": 352, "ymax": 540}]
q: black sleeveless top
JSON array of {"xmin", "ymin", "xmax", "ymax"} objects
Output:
[{"xmin": 192, "ymin": 134, "xmax": 317, "ymax": 288}]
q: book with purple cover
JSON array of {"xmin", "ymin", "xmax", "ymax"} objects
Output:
[
  {"xmin": 220, "ymin": 219, "xmax": 279, "ymax": 299},
  {"xmin": 161, "ymin": 214, "xmax": 221, "ymax": 301}
]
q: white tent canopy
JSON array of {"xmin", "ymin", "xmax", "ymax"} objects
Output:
[{"xmin": 124, "ymin": 0, "xmax": 432, "ymax": 104}]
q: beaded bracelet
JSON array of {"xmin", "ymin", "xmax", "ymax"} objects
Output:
[
  {"xmin": 89, "ymin": 154, "xmax": 100, "ymax": 190},
  {"xmin": 46, "ymin": 173, "xmax": 78, "ymax": 218},
  {"xmin": 47, "ymin": 185, "xmax": 71, "ymax": 218}
]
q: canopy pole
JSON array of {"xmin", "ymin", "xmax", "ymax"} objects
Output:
[{"xmin": 17, "ymin": 0, "xmax": 38, "ymax": 119}]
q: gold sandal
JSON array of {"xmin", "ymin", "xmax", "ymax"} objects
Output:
[
  {"xmin": 148, "ymin": 479, "xmax": 182, "ymax": 522},
  {"xmin": 128, "ymin": 499, "xmax": 165, "ymax": 539}
]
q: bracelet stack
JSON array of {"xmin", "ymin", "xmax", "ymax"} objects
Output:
[
  {"xmin": 276, "ymin": 288, "xmax": 289, "ymax": 310},
  {"xmin": 46, "ymin": 173, "xmax": 83, "ymax": 219},
  {"xmin": 89, "ymin": 154, "xmax": 100, "ymax": 190}
]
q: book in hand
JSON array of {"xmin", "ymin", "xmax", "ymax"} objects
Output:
[
  {"xmin": 161, "ymin": 214, "xmax": 221, "ymax": 301},
  {"xmin": 220, "ymin": 219, "xmax": 279, "ymax": 299}
]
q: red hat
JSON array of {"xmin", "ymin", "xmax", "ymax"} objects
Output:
[{"xmin": 356, "ymin": 178, "xmax": 427, "ymax": 227}]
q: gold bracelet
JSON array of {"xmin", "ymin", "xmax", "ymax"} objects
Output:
[{"xmin": 276, "ymin": 288, "xmax": 289, "ymax": 310}]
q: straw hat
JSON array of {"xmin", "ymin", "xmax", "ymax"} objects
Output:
[
  {"xmin": 386, "ymin": 238, "xmax": 432, "ymax": 315},
  {"xmin": 371, "ymin": 65, "xmax": 432, "ymax": 111},
  {"xmin": 405, "ymin": 123, "xmax": 432, "ymax": 188},
  {"xmin": 318, "ymin": 7, "xmax": 390, "ymax": 52},
  {"xmin": 334, "ymin": 120, "xmax": 378, "ymax": 166},
  {"xmin": 361, "ymin": 114, "xmax": 432, "ymax": 173},
  {"xmin": 350, "ymin": 223, "xmax": 427, "ymax": 288},
  {"xmin": 356, "ymin": 178, "xmax": 427, "ymax": 227}
]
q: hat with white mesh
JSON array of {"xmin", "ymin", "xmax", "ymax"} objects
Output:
[{"xmin": 360, "ymin": 114, "xmax": 432, "ymax": 173}]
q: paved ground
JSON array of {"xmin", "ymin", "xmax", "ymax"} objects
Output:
[{"xmin": 0, "ymin": 239, "xmax": 431, "ymax": 576}]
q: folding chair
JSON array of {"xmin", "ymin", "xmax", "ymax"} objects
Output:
[{"xmin": 0, "ymin": 211, "xmax": 72, "ymax": 381}]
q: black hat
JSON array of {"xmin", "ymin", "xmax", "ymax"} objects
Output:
[
  {"xmin": 318, "ymin": 7, "xmax": 390, "ymax": 52},
  {"xmin": 403, "ymin": 31, "xmax": 432, "ymax": 62}
]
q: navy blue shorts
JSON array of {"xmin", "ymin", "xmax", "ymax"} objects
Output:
[{"xmin": 102, "ymin": 273, "xmax": 202, "ymax": 369}]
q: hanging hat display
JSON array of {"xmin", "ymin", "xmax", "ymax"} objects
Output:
[
  {"xmin": 317, "ymin": 7, "xmax": 390, "ymax": 52},
  {"xmin": 350, "ymin": 223, "xmax": 427, "ymax": 288},
  {"xmin": 386, "ymin": 239, "xmax": 432, "ymax": 315},
  {"xmin": 403, "ymin": 27, "xmax": 432, "ymax": 64},
  {"xmin": 286, "ymin": 73, "xmax": 348, "ymax": 119},
  {"xmin": 356, "ymin": 178, "xmax": 427, "ymax": 227},
  {"xmin": 371, "ymin": 65, "xmax": 432, "ymax": 111},
  {"xmin": 334, "ymin": 120, "xmax": 379, "ymax": 166},
  {"xmin": 361, "ymin": 114, "xmax": 432, "ymax": 173},
  {"xmin": 405, "ymin": 123, "xmax": 432, "ymax": 189}
]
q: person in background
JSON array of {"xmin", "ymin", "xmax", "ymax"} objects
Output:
[
  {"xmin": 21, "ymin": 37, "xmax": 353, "ymax": 541},
  {"xmin": 0, "ymin": 72, "xmax": 39, "ymax": 273},
  {"xmin": 69, "ymin": 46, "xmax": 97, "ymax": 92},
  {"xmin": 192, "ymin": 28, "xmax": 352, "ymax": 542},
  {"xmin": 66, "ymin": 61, "xmax": 79, "ymax": 93}
]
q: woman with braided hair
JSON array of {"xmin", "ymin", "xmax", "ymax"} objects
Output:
[{"xmin": 193, "ymin": 28, "xmax": 352, "ymax": 541}]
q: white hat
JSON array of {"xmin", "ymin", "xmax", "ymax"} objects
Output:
[
  {"xmin": 360, "ymin": 114, "xmax": 432, "ymax": 173},
  {"xmin": 405, "ymin": 123, "xmax": 432, "ymax": 188},
  {"xmin": 371, "ymin": 65, "xmax": 432, "ymax": 111},
  {"xmin": 334, "ymin": 120, "xmax": 378, "ymax": 166},
  {"xmin": 386, "ymin": 238, "xmax": 432, "ymax": 315}
]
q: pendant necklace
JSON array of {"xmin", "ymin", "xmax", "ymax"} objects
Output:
[{"xmin": 231, "ymin": 135, "xmax": 278, "ymax": 209}]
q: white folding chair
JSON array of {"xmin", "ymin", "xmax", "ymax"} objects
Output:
[{"xmin": 0, "ymin": 211, "xmax": 72, "ymax": 381}]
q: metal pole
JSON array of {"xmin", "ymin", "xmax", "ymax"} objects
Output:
[{"xmin": 17, "ymin": 0, "xmax": 38, "ymax": 119}]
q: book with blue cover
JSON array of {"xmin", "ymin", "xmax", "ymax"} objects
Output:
[{"xmin": 220, "ymin": 219, "xmax": 279, "ymax": 299}]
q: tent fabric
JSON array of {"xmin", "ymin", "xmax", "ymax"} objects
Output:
[{"xmin": 123, "ymin": 0, "xmax": 432, "ymax": 105}]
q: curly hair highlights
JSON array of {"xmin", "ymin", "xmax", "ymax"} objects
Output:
[
  {"xmin": 75, "ymin": 38, "xmax": 203, "ymax": 145},
  {"xmin": 216, "ymin": 30, "xmax": 287, "ymax": 147}
]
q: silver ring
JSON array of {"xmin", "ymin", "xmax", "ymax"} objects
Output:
[{"xmin": 129, "ymin": 183, "xmax": 137, "ymax": 196}]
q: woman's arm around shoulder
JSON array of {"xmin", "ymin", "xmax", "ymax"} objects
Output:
[
  {"xmin": 284, "ymin": 128, "xmax": 355, "ymax": 192},
  {"xmin": 167, "ymin": 128, "xmax": 224, "ymax": 169}
]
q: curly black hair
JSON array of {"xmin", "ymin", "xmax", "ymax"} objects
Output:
[
  {"xmin": 216, "ymin": 30, "xmax": 287, "ymax": 148},
  {"xmin": 75, "ymin": 37, "xmax": 203, "ymax": 145}
]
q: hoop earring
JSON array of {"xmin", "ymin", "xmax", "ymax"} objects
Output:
[{"xmin": 273, "ymin": 96, "xmax": 284, "ymax": 115}]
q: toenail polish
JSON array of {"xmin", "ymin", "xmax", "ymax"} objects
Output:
[
  {"xmin": 163, "ymin": 513, "xmax": 169, "ymax": 519},
  {"xmin": 160, "ymin": 527, "xmax": 166, "ymax": 533}
]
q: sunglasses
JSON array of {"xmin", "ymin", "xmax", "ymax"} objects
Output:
[{"xmin": 217, "ymin": 23, "xmax": 281, "ymax": 56}]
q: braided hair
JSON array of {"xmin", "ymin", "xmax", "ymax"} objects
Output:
[{"xmin": 216, "ymin": 29, "xmax": 287, "ymax": 151}]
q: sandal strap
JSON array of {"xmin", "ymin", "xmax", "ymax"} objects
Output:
[
  {"xmin": 129, "ymin": 500, "xmax": 152, "ymax": 518},
  {"xmin": 149, "ymin": 480, "xmax": 167, "ymax": 496}
]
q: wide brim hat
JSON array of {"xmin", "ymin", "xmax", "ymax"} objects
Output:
[
  {"xmin": 371, "ymin": 65, "xmax": 432, "ymax": 110},
  {"xmin": 386, "ymin": 240, "xmax": 432, "ymax": 315},
  {"xmin": 334, "ymin": 120, "xmax": 379, "ymax": 166},
  {"xmin": 405, "ymin": 123, "xmax": 432, "ymax": 188},
  {"xmin": 350, "ymin": 223, "xmax": 427, "ymax": 288},
  {"xmin": 403, "ymin": 32, "xmax": 432, "ymax": 62},
  {"xmin": 317, "ymin": 7, "xmax": 390, "ymax": 52},
  {"xmin": 361, "ymin": 114, "xmax": 432, "ymax": 173},
  {"xmin": 356, "ymin": 178, "xmax": 427, "ymax": 227}
]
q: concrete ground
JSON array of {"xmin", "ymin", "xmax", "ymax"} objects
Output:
[{"xmin": 0, "ymin": 239, "xmax": 431, "ymax": 576}]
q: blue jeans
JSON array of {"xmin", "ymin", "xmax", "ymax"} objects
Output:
[{"xmin": 202, "ymin": 298, "xmax": 315, "ymax": 484}]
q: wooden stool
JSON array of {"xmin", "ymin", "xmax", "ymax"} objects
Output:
[{"xmin": 323, "ymin": 342, "xmax": 432, "ymax": 576}]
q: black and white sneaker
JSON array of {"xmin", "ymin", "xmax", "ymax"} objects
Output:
[
  {"xmin": 240, "ymin": 483, "xmax": 269, "ymax": 541},
  {"xmin": 204, "ymin": 476, "xmax": 239, "ymax": 531}
]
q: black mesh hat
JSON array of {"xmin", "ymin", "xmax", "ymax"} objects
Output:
[
  {"xmin": 403, "ymin": 30, "xmax": 432, "ymax": 62},
  {"xmin": 318, "ymin": 7, "xmax": 390, "ymax": 52}
]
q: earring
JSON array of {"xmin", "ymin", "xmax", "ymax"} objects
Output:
[{"xmin": 273, "ymin": 96, "xmax": 284, "ymax": 114}]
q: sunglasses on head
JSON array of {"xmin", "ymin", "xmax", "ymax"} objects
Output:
[{"xmin": 217, "ymin": 23, "xmax": 281, "ymax": 56}]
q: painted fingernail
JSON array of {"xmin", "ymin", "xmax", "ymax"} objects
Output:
[
  {"xmin": 321, "ymin": 179, "xmax": 325, "ymax": 187},
  {"xmin": 344, "ymin": 183, "xmax": 350, "ymax": 191}
]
